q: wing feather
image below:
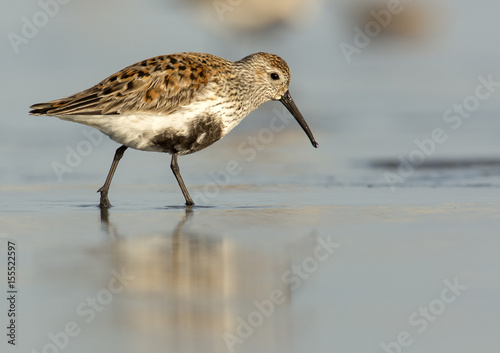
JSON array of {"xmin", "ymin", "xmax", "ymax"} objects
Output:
[{"xmin": 29, "ymin": 53, "xmax": 212, "ymax": 116}]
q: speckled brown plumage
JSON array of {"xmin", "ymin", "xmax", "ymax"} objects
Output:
[{"xmin": 30, "ymin": 53, "xmax": 223, "ymax": 116}]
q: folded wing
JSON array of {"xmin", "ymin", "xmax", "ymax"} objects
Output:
[{"xmin": 29, "ymin": 54, "xmax": 211, "ymax": 116}]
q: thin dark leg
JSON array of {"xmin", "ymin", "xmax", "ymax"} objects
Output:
[
  {"xmin": 170, "ymin": 153, "xmax": 194, "ymax": 206},
  {"xmin": 97, "ymin": 145, "xmax": 128, "ymax": 208}
]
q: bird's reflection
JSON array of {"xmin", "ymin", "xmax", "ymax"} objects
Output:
[
  {"xmin": 99, "ymin": 207, "xmax": 292, "ymax": 353},
  {"xmin": 99, "ymin": 206, "xmax": 118, "ymax": 238}
]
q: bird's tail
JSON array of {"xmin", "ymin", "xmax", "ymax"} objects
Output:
[{"xmin": 29, "ymin": 102, "xmax": 59, "ymax": 116}]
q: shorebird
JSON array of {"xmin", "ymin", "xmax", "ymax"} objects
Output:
[{"xmin": 30, "ymin": 52, "xmax": 318, "ymax": 207}]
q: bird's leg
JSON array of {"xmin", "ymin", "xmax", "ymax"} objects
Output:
[
  {"xmin": 170, "ymin": 153, "xmax": 194, "ymax": 206},
  {"xmin": 97, "ymin": 145, "xmax": 128, "ymax": 208}
]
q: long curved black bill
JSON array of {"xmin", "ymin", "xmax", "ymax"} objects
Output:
[{"xmin": 280, "ymin": 90, "xmax": 318, "ymax": 148}]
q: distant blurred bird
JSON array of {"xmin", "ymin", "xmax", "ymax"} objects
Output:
[
  {"xmin": 188, "ymin": 0, "xmax": 317, "ymax": 32},
  {"xmin": 30, "ymin": 52, "xmax": 318, "ymax": 207},
  {"xmin": 353, "ymin": 1, "xmax": 436, "ymax": 39}
]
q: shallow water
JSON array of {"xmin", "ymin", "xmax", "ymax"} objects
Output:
[{"xmin": 2, "ymin": 129, "xmax": 500, "ymax": 352}]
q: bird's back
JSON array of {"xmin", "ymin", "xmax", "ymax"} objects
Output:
[{"xmin": 29, "ymin": 52, "xmax": 233, "ymax": 117}]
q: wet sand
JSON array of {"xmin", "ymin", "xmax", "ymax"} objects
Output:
[{"xmin": 2, "ymin": 162, "xmax": 500, "ymax": 353}]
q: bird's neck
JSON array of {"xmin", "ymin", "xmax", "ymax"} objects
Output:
[{"xmin": 214, "ymin": 61, "xmax": 269, "ymax": 136}]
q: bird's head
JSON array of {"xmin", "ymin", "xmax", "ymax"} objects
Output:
[{"xmin": 238, "ymin": 52, "xmax": 318, "ymax": 148}]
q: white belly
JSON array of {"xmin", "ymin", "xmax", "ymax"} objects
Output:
[
  {"xmin": 54, "ymin": 98, "xmax": 252, "ymax": 153},
  {"xmin": 58, "ymin": 112, "xmax": 198, "ymax": 151}
]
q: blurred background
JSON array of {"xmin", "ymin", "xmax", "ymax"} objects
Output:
[
  {"xmin": 2, "ymin": 0, "xmax": 500, "ymax": 186},
  {"xmin": 2, "ymin": 1, "xmax": 500, "ymax": 353}
]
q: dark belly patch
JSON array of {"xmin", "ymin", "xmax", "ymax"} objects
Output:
[{"xmin": 151, "ymin": 115, "xmax": 224, "ymax": 155}]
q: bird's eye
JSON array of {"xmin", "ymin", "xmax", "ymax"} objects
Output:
[{"xmin": 270, "ymin": 73, "xmax": 280, "ymax": 80}]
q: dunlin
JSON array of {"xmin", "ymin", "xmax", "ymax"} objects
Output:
[{"xmin": 30, "ymin": 52, "xmax": 318, "ymax": 207}]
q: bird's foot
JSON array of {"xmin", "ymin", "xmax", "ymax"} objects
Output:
[{"xmin": 98, "ymin": 188, "xmax": 112, "ymax": 208}]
